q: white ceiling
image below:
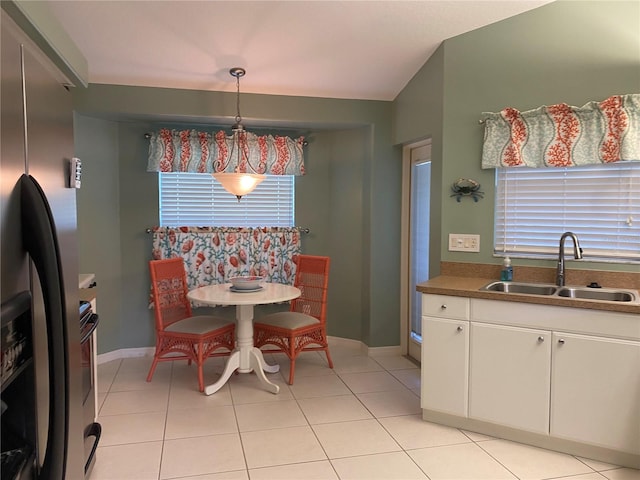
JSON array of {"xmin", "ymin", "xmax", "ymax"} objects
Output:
[{"xmin": 47, "ymin": 0, "xmax": 552, "ymax": 101}]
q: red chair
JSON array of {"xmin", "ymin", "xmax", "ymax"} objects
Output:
[
  {"xmin": 147, "ymin": 258, "xmax": 235, "ymax": 392},
  {"xmin": 254, "ymin": 255, "xmax": 333, "ymax": 384}
]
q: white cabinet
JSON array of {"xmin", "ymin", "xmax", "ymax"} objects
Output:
[
  {"xmin": 421, "ymin": 295, "xmax": 469, "ymax": 416},
  {"xmin": 422, "ymin": 317, "xmax": 469, "ymax": 415},
  {"xmin": 420, "ymin": 293, "xmax": 640, "ymax": 466},
  {"xmin": 469, "ymin": 323, "xmax": 551, "ymax": 434},
  {"xmin": 551, "ymin": 332, "xmax": 640, "ymax": 453}
]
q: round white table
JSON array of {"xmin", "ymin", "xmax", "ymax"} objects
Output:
[{"xmin": 187, "ymin": 282, "xmax": 301, "ymax": 395}]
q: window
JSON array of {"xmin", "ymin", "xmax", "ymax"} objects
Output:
[
  {"xmin": 494, "ymin": 162, "xmax": 640, "ymax": 262},
  {"xmin": 159, "ymin": 172, "xmax": 294, "ymax": 227}
]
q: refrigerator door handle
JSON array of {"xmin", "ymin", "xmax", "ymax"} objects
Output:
[
  {"xmin": 20, "ymin": 174, "xmax": 69, "ymax": 480},
  {"xmin": 83, "ymin": 422, "xmax": 101, "ymax": 475}
]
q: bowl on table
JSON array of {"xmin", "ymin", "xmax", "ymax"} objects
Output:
[{"xmin": 229, "ymin": 276, "xmax": 264, "ymax": 291}]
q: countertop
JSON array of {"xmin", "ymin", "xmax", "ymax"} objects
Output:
[
  {"xmin": 79, "ymin": 273, "xmax": 97, "ymax": 303},
  {"xmin": 417, "ymin": 275, "xmax": 640, "ymax": 314},
  {"xmin": 79, "ymin": 273, "xmax": 96, "ymax": 289}
]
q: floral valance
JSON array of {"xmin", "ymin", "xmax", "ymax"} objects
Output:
[
  {"xmin": 147, "ymin": 128, "xmax": 306, "ymax": 175},
  {"xmin": 481, "ymin": 94, "xmax": 640, "ymax": 168}
]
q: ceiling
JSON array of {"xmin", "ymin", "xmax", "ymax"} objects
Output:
[{"xmin": 46, "ymin": 1, "xmax": 553, "ymax": 101}]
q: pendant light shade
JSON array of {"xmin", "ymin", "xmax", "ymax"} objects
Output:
[
  {"xmin": 213, "ymin": 67, "xmax": 265, "ymax": 201},
  {"xmin": 213, "ymin": 172, "xmax": 265, "ymax": 201}
]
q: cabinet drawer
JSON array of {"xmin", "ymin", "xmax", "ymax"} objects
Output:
[{"xmin": 422, "ymin": 294, "xmax": 469, "ymax": 320}]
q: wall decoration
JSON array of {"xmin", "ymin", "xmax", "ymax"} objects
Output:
[{"xmin": 451, "ymin": 178, "xmax": 484, "ymax": 202}]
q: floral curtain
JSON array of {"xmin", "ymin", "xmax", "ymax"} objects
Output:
[
  {"xmin": 147, "ymin": 128, "xmax": 305, "ymax": 175},
  {"xmin": 481, "ymin": 94, "xmax": 640, "ymax": 168},
  {"xmin": 150, "ymin": 227, "xmax": 302, "ymax": 292}
]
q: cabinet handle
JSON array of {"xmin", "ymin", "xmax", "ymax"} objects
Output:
[
  {"xmin": 441, "ymin": 304, "xmax": 447, "ymax": 310},
  {"xmin": 457, "ymin": 326, "xmax": 463, "ymax": 332},
  {"xmin": 537, "ymin": 336, "xmax": 544, "ymax": 343},
  {"xmin": 558, "ymin": 338, "xmax": 565, "ymax": 345}
]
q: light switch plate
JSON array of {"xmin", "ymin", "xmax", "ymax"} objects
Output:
[{"xmin": 449, "ymin": 233, "xmax": 480, "ymax": 252}]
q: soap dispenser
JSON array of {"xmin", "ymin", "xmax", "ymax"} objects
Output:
[{"xmin": 500, "ymin": 256, "xmax": 513, "ymax": 281}]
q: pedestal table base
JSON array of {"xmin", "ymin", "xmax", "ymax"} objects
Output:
[{"xmin": 204, "ymin": 304, "xmax": 280, "ymax": 395}]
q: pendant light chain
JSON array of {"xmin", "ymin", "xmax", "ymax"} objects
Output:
[
  {"xmin": 211, "ymin": 67, "xmax": 266, "ymax": 201},
  {"xmin": 235, "ymin": 73, "xmax": 242, "ymax": 125},
  {"xmin": 230, "ymin": 67, "xmax": 262, "ymax": 175}
]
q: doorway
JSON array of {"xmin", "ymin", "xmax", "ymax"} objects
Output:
[{"xmin": 402, "ymin": 141, "xmax": 431, "ymax": 362}]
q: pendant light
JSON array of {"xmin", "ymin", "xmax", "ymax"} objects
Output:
[{"xmin": 213, "ymin": 67, "xmax": 266, "ymax": 201}]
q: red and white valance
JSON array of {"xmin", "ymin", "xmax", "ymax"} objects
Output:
[
  {"xmin": 147, "ymin": 128, "xmax": 305, "ymax": 175},
  {"xmin": 481, "ymin": 94, "xmax": 640, "ymax": 168}
]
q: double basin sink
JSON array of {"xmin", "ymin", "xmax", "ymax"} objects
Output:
[{"xmin": 481, "ymin": 281, "xmax": 639, "ymax": 303}]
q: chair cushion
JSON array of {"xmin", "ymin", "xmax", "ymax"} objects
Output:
[
  {"xmin": 166, "ymin": 315, "xmax": 232, "ymax": 335},
  {"xmin": 256, "ymin": 311, "xmax": 319, "ymax": 330}
]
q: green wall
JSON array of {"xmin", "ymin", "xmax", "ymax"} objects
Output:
[
  {"xmin": 73, "ymin": 86, "xmax": 400, "ymax": 352},
  {"xmin": 74, "ymin": 115, "xmax": 122, "ymax": 351},
  {"xmin": 394, "ymin": 0, "xmax": 640, "ymax": 275},
  {"xmin": 393, "ymin": 43, "xmax": 445, "ymax": 277},
  {"xmin": 72, "ymin": 0, "xmax": 639, "ymax": 355}
]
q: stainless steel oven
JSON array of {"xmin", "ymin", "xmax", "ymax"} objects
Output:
[{"xmin": 79, "ymin": 301, "xmax": 100, "ymax": 477}]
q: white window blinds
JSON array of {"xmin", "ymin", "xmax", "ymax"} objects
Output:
[
  {"xmin": 494, "ymin": 162, "xmax": 640, "ymax": 261},
  {"xmin": 159, "ymin": 172, "xmax": 294, "ymax": 227}
]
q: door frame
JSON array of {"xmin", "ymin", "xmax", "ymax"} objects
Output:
[{"xmin": 400, "ymin": 138, "xmax": 432, "ymax": 358}]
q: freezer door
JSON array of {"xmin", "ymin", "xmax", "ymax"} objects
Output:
[
  {"xmin": 0, "ymin": 10, "xmax": 84, "ymax": 480},
  {"xmin": 0, "ymin": 10, "xmax": 30, "ymax": 302},
  {"xmin": 21, "ymin": 42, "xmax": 84, "ymax": 480}
]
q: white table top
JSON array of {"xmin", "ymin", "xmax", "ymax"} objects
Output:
[{"xmin": 187, "ymin": 282, "xmax": 301, "ymax": 306}]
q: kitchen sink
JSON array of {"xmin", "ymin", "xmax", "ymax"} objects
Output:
[
  {"xmin": 481, "ymin": 281, "xmax": 558, "ymax": 295},
  {"xmin": 480, "ymin": 281, "xmax": 639, "ymax": 303},
  {"xmin": 556, "ymin": 287, "xmax": 637, "ymax": 302}
]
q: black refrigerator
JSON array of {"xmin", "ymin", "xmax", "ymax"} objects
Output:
[{"xmin": 1, "ymin": 9, "xmax": 86, "ymax": 480}]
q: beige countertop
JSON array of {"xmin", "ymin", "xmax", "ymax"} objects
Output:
[
  {"xmin": 79, "ymin": 273, "xmax": 97, "ymax": 303},
  {"xmin": 79, "ymin": 287, "xmax": 97, "ymax": 303},
  {"xmin": 417, "ymin": 275, "xmax": 640, "ymax": 315}
]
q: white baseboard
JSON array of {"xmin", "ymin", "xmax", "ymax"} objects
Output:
[
  {"xmin": 97, "ymin": 347, "xmax": 153, "ymax": 365},
  {"xmin": 365, "ymin": 345, "xmax": 403, "ymax": 357},
  {"xmin": 326, "ymin": 336, "xmax": 402, "ymax": 357},
  {"xmin": 98, "ymin": 339, "xmax": 402, "ymax": 364},
  {"xmin": 326, "ymin": 335, "xmax": 363, "ymax": 351}
]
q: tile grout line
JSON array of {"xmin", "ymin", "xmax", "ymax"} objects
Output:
[
  {"xmin": 229, "ymin": 381, "xmax": 252, "ymax": 476},
  {"xmin": 286, "ymin": 370, "xmax": 342, "ymax": 480},
  {"xmin": 359, "ymin": 357, "xmax": 435, "ymax": 480},
  {"xmin": 330, "ymin": 355, "xmax": 429, "ymax": 480},
  {"xmin": 95, "ymin": 354, "xmax": 635, "ymax": 480},
  {"xmin": 156, "ymin": 361, "xmax": 175, "ymax": 480}
]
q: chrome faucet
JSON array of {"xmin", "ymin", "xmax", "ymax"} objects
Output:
[{"xmin": 556, "ymin": 232, "xmax": 583, "ymax": 286}]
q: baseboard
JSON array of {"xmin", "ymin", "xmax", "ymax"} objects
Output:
[
  {"xmin": 97, "ymin": 347, "xmax": 153, "ymax": 365},
  {"xmin": 98, "ymin": 339, "xmax": 403, "ymax": 364},
  {"xmin": 365, "ymin": 344, "xmax": 403, "ymax": 357},
  {"xmin": 326, "ymin": 336, "xmax": 402, "ymax": 357},
  {"xmin": 326, "ymin": 335, "xmax": 363, "ymax": 351}
]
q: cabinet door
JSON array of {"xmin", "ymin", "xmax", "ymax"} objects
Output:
[
  {"xmin": 421, "ymin": 317, "xmax": 469, "ymax": 416},
  {"xmin": 551, "ymin": 332, "xmax": 640, "ymax": 453},
  {"xmin": 470, "ymin": 323, "xmax": 551, "ymax": 434}
]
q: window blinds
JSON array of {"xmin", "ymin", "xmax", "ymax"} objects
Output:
[
  {"xmin": 495, "ymin": 162, "xmax": 639, "ymax": 261},
  {"xmin": 159, "ymin": 172, "xmax": 294, "ymax": 227}
]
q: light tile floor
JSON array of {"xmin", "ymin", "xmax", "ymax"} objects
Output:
[{"xmin": 91, "ymin": 343, "xmax": 640, "ymax": 480}]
